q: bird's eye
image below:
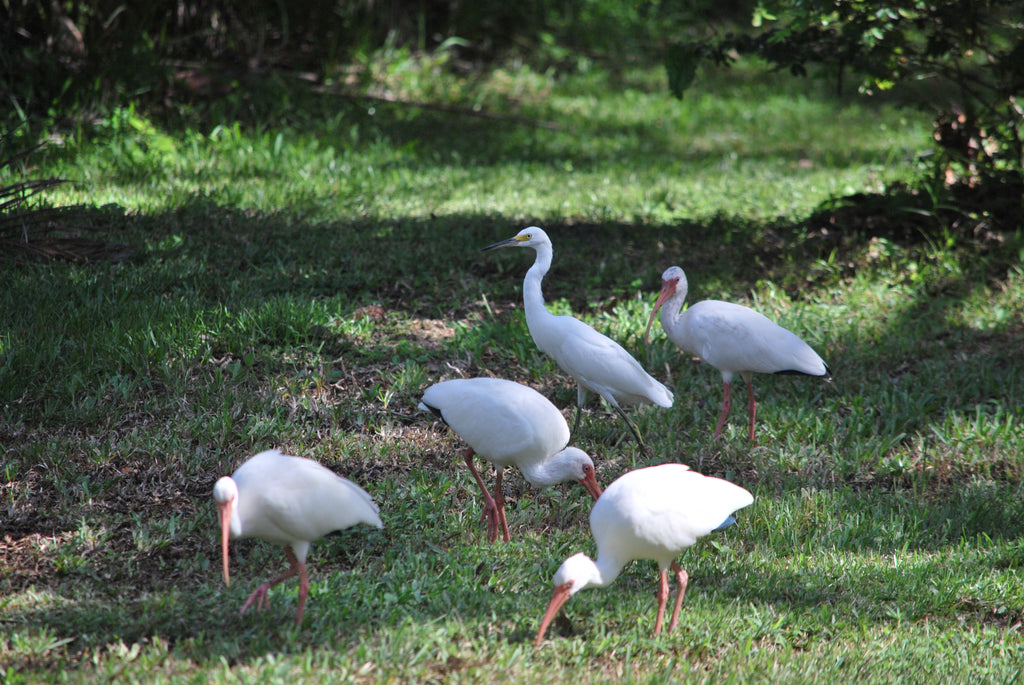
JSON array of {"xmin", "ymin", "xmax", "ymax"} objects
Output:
[{"xmin": 583, "ymin": 464, "xmax": 591, "ymax": 473}]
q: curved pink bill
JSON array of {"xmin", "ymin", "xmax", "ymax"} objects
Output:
[
  {"xmin": 534, "ymin": 582, "xmax": 574, "ymax": 647},
  {"xmin": 644, "ymin": 280, "xmax": 676, "ymax": 347},
  {"xmin": 218, "ymin": 499, "xmax": 232, "ymax": 586},
  {"xmin": 580, "ymin": 470, "xmax": 603, "ymax": 500}
]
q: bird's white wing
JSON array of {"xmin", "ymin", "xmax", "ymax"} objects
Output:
[
  {"xmin": 601, "ymin": 465, "xmax": 752, "ymax": 553},
  {"xmin": 549, "ymin": 316, "xmax": 672, "ymax": 407},
  {"xmin": 236, "ymin": 451, "xmax": 382, "ymax": 546},
  {"xmin": 686, "ymin": 301, "xmax": 826, "ymax": 376},
  {"xmin": 421, "ymin": 378, "xmax": 568, "ymax": 465},
  {"xmin": 263, "ymin": 467, "xmax": 382, "ymax": 538}
]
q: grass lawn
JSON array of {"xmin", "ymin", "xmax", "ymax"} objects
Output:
[{"xmin": 2, "ymin": 59, "xmax": 1023, "ymax": 683}]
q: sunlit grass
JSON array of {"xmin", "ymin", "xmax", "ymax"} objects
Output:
[{"xmin": 33, "ymin": 60, "xmax": 929, "ymax": 224}]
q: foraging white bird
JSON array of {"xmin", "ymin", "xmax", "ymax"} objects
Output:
[
  {"xmin": 535, "ymin": 463, "xmax": 753, "ymax": 645},
  {"xmin": 645, "ymin": 266, "xmax": 830, "ymax": 442},
  {"xmin": 482, "ymin": 227, "xmax": 673, "ymax": 449},
  {"xmin": 213, "ymin": 449, "xmax": 383, "ymax": 625},
  {"xmin": 419, "ymin": 377, "xmax": 603, "ymax": 542}
]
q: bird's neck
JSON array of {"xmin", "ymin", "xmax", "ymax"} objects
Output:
[
  {"xmin": 520, "ymin": 449, "xmax": 576, "ymax": 487},
  {"xmin": 660, "ymin": 286, "xmax": 689, "ymax": 339},
  {"xmin": 590, "ymin": 552, "xmax": 625, "ymax": 589},
  {"xmin": 523, "ymin": 244, "xmax": 553, "ymax": 328},
  {"xmin": 228, "ymin": 498, "xmax": 244, "ymax": 539}
]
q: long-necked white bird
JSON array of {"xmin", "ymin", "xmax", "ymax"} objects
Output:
[
  {"xmin": 213, "ymin": 449, "xmax": 383, "ymax": 625},
  {"xmin": 482, "ymin": 227, "xmax": 673, "ymax": 449},
  {"xmin": 645, "ymin": 265, "xmax": 830, "ymax": 442},
  {"xmin": 419, "ymin": 377, "xmax": 603, "ymax": 542},
  {"xmin": 535, "ymin": 463, "xmax": 753, "ymax": 645}
]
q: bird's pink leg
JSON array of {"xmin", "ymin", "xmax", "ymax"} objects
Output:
[
  {"xmin": 240, "ymin": 547, "xmax": 304, "ymax": 621},
  {"xmin": 654, "ymin": 570, "xmax": 670, "ymax": 635},
  {"xmin": 294, "ymin": 560, "xmax": 310, "ymax": 626},
  {"xmin": 712, "ymin": 381, "xmax": 733, "ymax": 440},
  {"xmin": 743, "ymin": 372, "xmax": 757, "ymax": 443},
  {"xmin": 493, "ymin": 469, "xmax": 511, "ymax": 543},
  {"xmin": 463, "ymin": 448, "xmax": 500, "ymax": 542},
  {"xmin": 667, "ymin": 561, "xmax": 690, "ymax": 633}
]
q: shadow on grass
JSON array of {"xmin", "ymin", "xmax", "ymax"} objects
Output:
[
  {"xmin": 4, "ymin": 473, "xmax": 1023, "ymax": 672},
  {"xmin": 3, "ymin": 200, "xmax": 1017, "ymax": 442},
  {"xmin": 2, "ymin": 188, "xmax": 1023, "ymax": 678},
  {"xmin": 3, "ymin": 199, "xmax": 1021, "ymax": 465}
]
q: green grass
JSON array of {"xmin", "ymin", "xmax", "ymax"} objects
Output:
[{"xmin": 3, "ymin": 58, "xmax": 1024, "ymax": 683}]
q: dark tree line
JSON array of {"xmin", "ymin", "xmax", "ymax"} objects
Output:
[{"xmin": 1, "ymin": 0, "xmax": 733, "ymax": 121}]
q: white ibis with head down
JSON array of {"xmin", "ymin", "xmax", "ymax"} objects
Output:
[
  {"xmin": 646, "ymin": 265, "xmax": 830, "ymax": 442},
  {"xmin": 535, "ymin": 463, "xmax": 752, "ymax": 645},
  {"xmin": 419, "ymin": 377, "xmax": 603, "ymax": 542},
  {"xmin": 213, "ymin": 449, "xmax": 383, "ymax": 625},
  {"xmin": 482, "ymin": 227, "xmax": 673, "ymax": 449}
]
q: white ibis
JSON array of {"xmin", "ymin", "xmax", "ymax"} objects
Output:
[
  {"xmin": 419, "ymin": 377, "xmax": 603, "ymax": 542},
  {"xmin": 212, "ymin": 449, "xmax": 383, "ymax": 625},
  {"xmin": 535, "ymin": 463, "xmax": 753, "ymax": 645},
  {"xmin": 482, "ymin": 227, "xmax": 673, "ymax": 449},
  {"xmin": 645, "ymin": 266, "xmax": 830, "ymax": 442}
]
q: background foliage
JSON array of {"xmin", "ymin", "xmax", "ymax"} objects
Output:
[
  {"xmin": 2, "ymin": 0, "xmax": 746, "ymax": 122},
  {"xmin": 670, "ymin": 0, "xmax": 1024, "ymax": 189}
]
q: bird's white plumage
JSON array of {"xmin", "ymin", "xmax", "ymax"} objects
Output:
[
  {"xmin": 419, "ymin": 378, "xmax": 570, "ymax": 478},
  {"xmin": 588, "ymin": 464, "xmax": 753, "ymax": 579},
  {"xmin": 419, "ymin": 377, "xmax": 602, "ymax": 542},
  {"xmin": 651, "ymin": 266, "xmax": 828, "ymax": 383},
  {"xmin": 213, "ymin": 449, "xmax": 382, "ymax": 624},
  {"xmin": 535, "ymin": 463, "xmax": 752, "ymax": 643},
  {"xmin": 534, "ymin": 309, "xmax": 673, "ymax": 409},
  {"xmin": 223, "ymin": 449, "xmax": 382, "ymax": 562},
  {"xmin": 485, "ymin": 227, "xmax": 673, "ymax": 412},
  {"xmin": 646, "ymin": 266, "xmax": 828, "ymax": 440}
]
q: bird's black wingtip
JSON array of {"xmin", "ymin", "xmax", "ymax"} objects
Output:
[
  {"xmin": 712, "ymin": 515, "xmax": 738, "ymax": 532},
  {"xmin": 420, "ymin": 401, "xmax": 447, "ymax": 424},
  {"xmin": 775, "ymin": 362, "xmax": 832, "ymax": 380}
]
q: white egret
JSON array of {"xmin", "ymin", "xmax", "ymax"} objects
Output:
[
  {"xmin": 419, "ymin": 377, "xmax": 603, "ymax": 542},
  {"xmin": 482, "ymin": 227, "xmax": 673, "ymax": 449},
  {"xmin": 535, "ymin": 463, "xmax": 753, "ymax": 644},
  {"xmin": 645, "ymin": 265, "xmax": 830, "ymax": 441},
  {"xmin": 213, "ymin": 449, "xmax": 383, "ymax": 625}
]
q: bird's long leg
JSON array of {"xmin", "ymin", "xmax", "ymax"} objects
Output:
[
  {"xmin": 742, "ymin": 371, "xmax": 757, "ymax": 443},
  {"xmin": 654, "ymin": 570, "xmax": 670, "ymax": 635},
  {"xmin": 463, "ymin": 447, "xmax": 500, "ymax": 542},
  {"xmin": 240, "ymin": 546, "xmax": 303, "ymax": 619},
  {"xmin": 570, "ymin": 385, "xmax": 588, "ymax": 440},
  {"xmin": 667, "ymin": 561, "xmax": 690, "ymax": 633},
  {"xmin": 493, "ymin": 468, "xmax": 511, "ymax": 542},
  {"xmin": 295, "ymin": 559, "xmax": 310, "ymax": 626},
  {"xmin": 571, "ymin": 405, "xmax": 584, "ymax": 438},
  {"xmin": 712, "ymin": 381, "xmax": 733, "ymax": 440},
  {"xmin": 612, "ymin": 404, "xmax": 648, "ymax": 454}
]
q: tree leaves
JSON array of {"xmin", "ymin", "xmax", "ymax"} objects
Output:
[{"xmin": 665, "ymin": 43, "xmax": 702, "ymax": 100}]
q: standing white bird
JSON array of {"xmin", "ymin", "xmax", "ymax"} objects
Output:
[
  {"xmin": 212, "ymin": 449, "xmax": 383, "ymax": 626},
  {"xmin": 419, "ymin": 377, "xmax": 604, "ymax": 542},
  {"xmin": 645, "ymin": 265, "xmax": 830, "ymax": 442},
  {"xmin": 482, "ymin": 227, "xmax": 673, "ymax": 449},
  {"xmin": 535, "ymin": 463, "xmax": 753, "ymax": 645}
]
